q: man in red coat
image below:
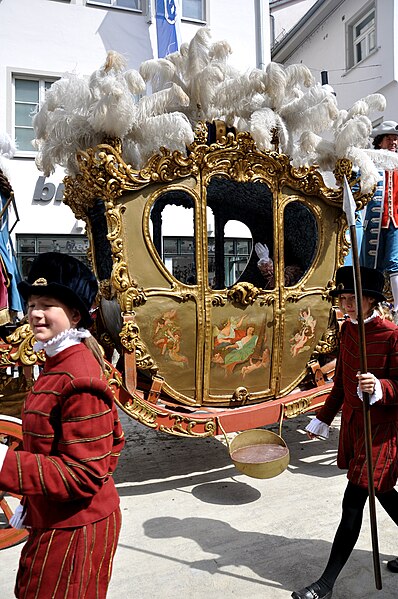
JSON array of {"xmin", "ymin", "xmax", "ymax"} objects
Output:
[{"xmin": 292, "ymin": 266, "xmax": 398, "ymax": 599}]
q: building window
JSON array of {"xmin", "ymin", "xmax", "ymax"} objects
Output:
[
  {"xmin": 182, "ymin": 0, "xmax": 205, "ymax": 21},
  {"xmin": 14, "ymin": 77, "xmax": 55, "ymax": 153},
  {"xmin": 86, "ymin": 0, "xmax": 141, "ymax": 9},
  {"xmin": 347, "ymin": 6, "xmax": 376, "ymax": 68},
  {"xmin": 17, "ymin": 234, "xmax": 89, "ymax": 279}
]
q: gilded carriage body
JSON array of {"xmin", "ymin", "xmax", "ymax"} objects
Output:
[{"xmin": 63, "ymin": 122, "xmax": 351, "ymax": 421}]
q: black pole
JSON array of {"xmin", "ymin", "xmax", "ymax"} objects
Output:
[
  {"xmin": 321, "ymin": 70, "xmax": 329, "ymax": 85},
  {"xmin": 350, "ymin": 224, "xmax": 382, "ymax": 590}
]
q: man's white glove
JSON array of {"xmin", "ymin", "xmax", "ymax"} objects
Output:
[{"xmin": 9, "ymin": 503, "xmax": 26, "ymax": 529}]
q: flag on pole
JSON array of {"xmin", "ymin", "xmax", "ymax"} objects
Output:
[
  {"xmin": 156, "ymin": 0, "xmax": 181, "ymax": 58},
  {"xmin": 343, "ymin": 175, "xmax": 356, "ymax": 227}
]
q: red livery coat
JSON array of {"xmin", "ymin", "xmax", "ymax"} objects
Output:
[
  {"xmin": 0, "ymin": 343, "xmax": 125, "ymax": 527},
  {"xmin": 317, "ymin": 315, "xmax": 398, "ymax": 493}
]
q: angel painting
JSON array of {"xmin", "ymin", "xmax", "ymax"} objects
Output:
[
  {"xmin": 290, "ymin": 306, "xmax": 317, "ymax": 357},
  {"xmin": 212, "ymin": 317, "xmax": 270, "ymax": 377},
  {"xmin": 153, "ymin": 309, "xmax": 188, "ymax": 367}
]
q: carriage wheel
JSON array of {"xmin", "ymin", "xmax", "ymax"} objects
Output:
[{"xmin": 0, "ymin": 416, "xmax": 28, "ymax": 550}]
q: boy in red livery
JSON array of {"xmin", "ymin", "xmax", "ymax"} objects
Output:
[
  {"xmin": 0, "ymin": 252, "xmax": 124, "ymax": 599},
  {"xmin": 292, "ymin": 266, "xmax": 398, "ymax": 599}
]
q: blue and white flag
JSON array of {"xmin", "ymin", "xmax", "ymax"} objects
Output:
[{"xmin": 156, "ymin": 0, "xmax": 181, "ymax": 58}]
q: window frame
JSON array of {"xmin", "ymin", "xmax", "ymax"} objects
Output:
[
  {"xmin": 86, "ymin": 0, "xmax": 142, "ymax": 11},
  {"xmin": 346, "ymin": 4, "xmax": 376, "ymax": 70},
  {"xmin": 181, "ymin": 0, "xmax": 206, "ymax": 24},
  {"xmin": 10, "ymin": 71, "xmax": 59, "ymax": 158}
]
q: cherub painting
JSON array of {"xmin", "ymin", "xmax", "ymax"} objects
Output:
[
  {"xmin": 289, "ymin": 306, "xmax": 317, "ymax": 357},
  {"xmin": 153, "ymin": 309, "xmax": 188, "ymax": 367}
]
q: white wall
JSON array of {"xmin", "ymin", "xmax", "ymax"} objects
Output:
[
  {"xmin": 0, "ymin": 0, "xmax": 270, "ymax": 239},
  {"xmin": 271, "ymin": 0, "xmax": 318, "ymax": 43},
  {"xmin": 272, "ymin": 0, "xmax": 398, "ymax": 119}
]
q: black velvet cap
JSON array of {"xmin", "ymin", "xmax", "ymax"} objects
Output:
[
  {"xmin": 18, "ymin": 252, "xmax": 98, "ymax": 328},
  {"xmin": 329, "ymin": 266, "xmax": 386, "ymax": 302}
]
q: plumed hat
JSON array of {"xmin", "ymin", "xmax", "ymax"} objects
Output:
[
  {"xmin": 371, "ymin": 120, "xmax": 398, "ymax": 138},
  {"xmin": 329, "ymin": 266, "xmax": 386, "ymax": 302},
  {"xmin": 18, "ymin": 252, "xmax": 98, "ymax": 328}
]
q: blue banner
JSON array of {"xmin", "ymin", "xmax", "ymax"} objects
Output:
[
  {"xmin": 156, "ymin": 0, "xmax": 180, "ymax": 58},
  {"xmin": 0, "ymin": 192, "xmax": 23, "ymax": 313}
]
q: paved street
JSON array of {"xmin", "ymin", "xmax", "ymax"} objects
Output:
[{"xmin": 1, "ymin": 410, "xmax": 398, "ymax": 598}]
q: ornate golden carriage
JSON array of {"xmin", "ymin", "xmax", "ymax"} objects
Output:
[
  {"xmin": 64, "ymin": 120, "xmax": 349, "ymax": 429},
  {"xmin": 0, "ymin": 121, "xmax": 356, "ymax": 549}
]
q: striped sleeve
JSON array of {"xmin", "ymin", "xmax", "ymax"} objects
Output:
[{"xmin": 0, "ymin": 378, "xmax": 124, "ymax": 500}]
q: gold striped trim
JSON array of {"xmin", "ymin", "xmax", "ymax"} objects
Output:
[
  {"xmin": 43, "ymin": 370, "xmax": 75, "ymax": 378},
  {"xmin": 52, "ymin": 530, "xmax": 76, "ymax": 598},
  {"xmin": 107, "ymin": 511, "xmax": 118, "ymax": 583},
  {"xmin": 30, "ymin": 389, "xmax": 62, "ymax": 396},
  {"xmin": 83, "ymin": 521, "xmax": 96, "ymax": 598},
  {"xmin": 78, "ymin": 525, "xmax": 88, "ymax": 598},
  {"xmin": 80, "ymin": 451, "xmax": 112, "ymax": 463},
  {"xmin": 24, "ymin": 409, "xmax": 51, "ymax": 416},
  {"xmin": 62, "ymin": 408, "xmax": 111, "ymax": 422},
  {"xmin": 16, "ymin": 452, "xmax": 23, "ymax": 495},
  {"xmin": 64, "ymin": 463, "xmax": 84, "ymax": 483},
  {"xmin": 59, "ymin": 431, "xmax": 113, "ymax": 445},
  {"xmin": 35, "ymin": 454, "xmax": 48, "ymax": 496},
  {"xmin": 32, "ymin": 530, "xmax": 55, "ymax": 599},
  {"xmin": 24, "ymin": 431, "xmax": 55, "ymax": 439},
  {"xmin": 96, "ymin": 514, "xmax": 110, "ymax": 598},
  {"xmin": 47, "ymin": 456, "xmax": 73, "ymax": 497}
]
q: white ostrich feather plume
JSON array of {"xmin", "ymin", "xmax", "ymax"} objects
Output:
[
  {"xmin": 345, "ymin": 146, "xmax": 380, "ymax": 194},
  {"xmin": 129, "ymin": 112, "xmax": 194, "ymax": 166},
  {"xmin": 0, "ymin": 131, "xmax": 16, "ymax": 158},
  {"xmin": 124, "ymin": 70, "xmax": 146, "ymax": 95},
  {"xmin": 364, "ymin": 148, "xmax": 398, "ymax": 170},
  {"xmin": 136, "ymin": 84, "xmax": 189, "ymax": 121},
  {"xmin": 285, "ymin": 64, "xmax": 315, "ymax": 89},
  {"xmin": 139, "ymin": 58, "xmax": 176, "ymax": 92},
  {"xmin": 345, "ymin": 93, "xmax": 386, "ymax": 120},
  {"xmin": 250, "ymin": 108, "xmax": 289, "ymax": 153},
  {"xmin": 296, "ymin": 132, "xmax": 337, "ymax": 171},
  {"xmin": 335, "ymin": 115, "xmax": 372, "ymax": 155},
  {"xmin": 31, "ymin": 28, "xmax": 390, "ymax": 198}
]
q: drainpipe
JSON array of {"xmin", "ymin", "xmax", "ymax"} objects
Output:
[{"xmin": 255, "ymin": 0, "xmax": 270, "ymax": 70}]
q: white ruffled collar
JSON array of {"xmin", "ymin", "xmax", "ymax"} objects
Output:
[
  {"xmin": 346, "ymin": 310, "xmax": 378, "ymax": 325},
  {"xmin": 33, "ymin": 328, "xmax": 91, "ymax": 357}
]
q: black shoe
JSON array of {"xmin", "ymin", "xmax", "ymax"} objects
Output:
[
  {"xmin": 387, "ymin": 557, "xmax": 398, "ymax": 572},
  {"xmin": 291, "ymin": 581, "xmax": 333, "ymax": 599}
]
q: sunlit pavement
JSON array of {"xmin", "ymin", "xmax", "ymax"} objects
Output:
[{"xmin": 1, "ymin": 412, "xmax": 397, "ymax": 598}]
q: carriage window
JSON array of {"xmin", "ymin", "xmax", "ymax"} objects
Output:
[
  {"xmin": 150, "ymin": 191, "xmax": 196, "ymax": 284},
  {"xmin": 283, "ymin": 201, "xmax": 317, "ymax": 285},
  {"xmin": 206, "ymin": 177, "xmax": 273, "ymax": 290}
]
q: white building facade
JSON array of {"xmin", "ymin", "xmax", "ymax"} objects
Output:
[
  {"xmin": 272, "ymin": 0, "xmax": 398, "ymax": 118},
  {"xmin": 0, "ymin": 0, "xmax": 270, "ymax": 276}
]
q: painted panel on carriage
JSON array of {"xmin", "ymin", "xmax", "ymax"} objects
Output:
[
  {"xmin": 134, "ymin": 298, "xmax": 198, "ymax": 403},
  {"xmin": 211, "ymin": 315, "xmax": 271, "ymax": 378},
  {"xmin": 279, "ymin": 296, "xmax": 327, "ymax": 393},
  {"xmin": 207, "ymin": 305, "xmax": 274, "ymax": 398}
]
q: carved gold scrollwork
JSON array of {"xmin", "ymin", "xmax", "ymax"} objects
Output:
[
  {"xmin": 159, "ymin": 415, "xmax": 217, "ymax": 437},
  {"xmin": 283, "ymin": 397, "xmax": 312, "ymax": 418},
  {"xmin": 211, "ymin": 293, "xmax": 227, "ymax": 307},
  {"xmin": 119, "ymin": 320, "xmax": 156, "ymax": 372},
  {"xmin": 312, "ymin": 306, "xmax": 340, "ymax": 356},
  {"xmin": 227, "ymin": 282, "xmax": 261, "ymax": 306},
  {"xmin": 0, "ymin": 325, "xmax": 45, "ymax": 367},
  {"xmin": 333, "ymin": 158, "xmax": 353, "ymax": 183},
  {"xmin": 232, "ymin": 386, "xmax": 250, "ymax": 403},
  {"xmin": 122, "ymin": 397, "xmax": 158, "ymax": 428}
]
